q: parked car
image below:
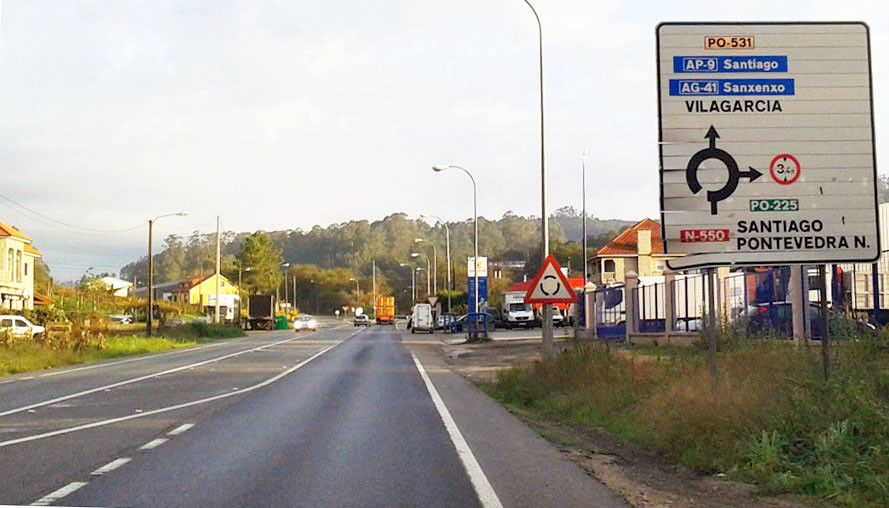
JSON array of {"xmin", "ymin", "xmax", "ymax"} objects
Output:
[
  {"xmin": 353, "ymin": 314, "xmax": 371, "ymax": 327},
  {"xmin": 108, "ymin": 314, "xmax": 134, "ymax": 325},
  {"xmin": 294, "ymin": 315, "xmax": 319, "ymax": 332},
  {"xmin": 0, "ymin": 315, "xmax": 45, "ymax": 341}
]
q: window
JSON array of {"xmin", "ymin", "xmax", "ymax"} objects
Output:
[
  {"xmin": 6, "ymin": 249, "xmax": 12, "ymax": 280},
  {"xmin": 1, "ymin": 319, "xmax": 12, "ymax": 327},
  {"xmin": 24, "ymin": 262, "xmax": 28, "ymax": 277},
  {"xmin": 604, "ymin": 259, "xmax": 616, "ymax": 273},
  {"xmin": 15, "ymin": 319, "xmax": 27, "ymax": 327},
  {"xmin": 16, "ymin": 250, "xmax": 22, "ymax": 282}
]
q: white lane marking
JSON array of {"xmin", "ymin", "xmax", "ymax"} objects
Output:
[
  {"xmin": 167, "ymin": 423, "xmax": 194, "ymax": 436},
  {"xmin": 0, "ymin": 342, "xmax": 341, "ymax": 448},
  {"xmin": 140, "ymin": 438, "xmax": 168, "ymax": 450},
  {"xmin": 30, "ymin": 481, "xmax": 88, "ymax": 506},
  {"xmin": 0, "ymin": 331, "xmax": 320, "ymax": 418},
  {"xmin": 36, "ymin": 341, "xmax": 230, "ymax": 378},
  {"xmin": 411, "ymin": 354, "xmax": 503, "ymax": 508},
  {"xmin": 91, "ymin": 457, "xmax": 131, "ymax": 476}
]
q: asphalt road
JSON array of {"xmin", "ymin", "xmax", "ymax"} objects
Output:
[{"xmin": 0, "ymin": 320, "xmax": 626, "ymax": 507}]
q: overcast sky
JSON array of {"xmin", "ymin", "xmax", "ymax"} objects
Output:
[{"xmin": 1, "ymin": 0, "xmax": 887, "ymax": 280}]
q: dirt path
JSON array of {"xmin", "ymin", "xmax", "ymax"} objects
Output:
[{"xmin": 440, "ymin": 338, "xmax": 812, "ymax": 508}]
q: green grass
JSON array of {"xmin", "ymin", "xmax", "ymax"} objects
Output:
[
  {"xmin": 0, "ymin": 324, "xmax": 245, "ymax": 377},
  {"xmin": 483, "ymin": 335, "xmax": 889, "ymax": 507}
]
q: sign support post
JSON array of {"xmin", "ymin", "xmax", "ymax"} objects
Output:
[
  {"xmin": 707, "ymin": 268, "xmax": 718, "ymax": 383},
  {"xmin": 820, "ymin": 265, "xmax": 831, "ymax": 381}
]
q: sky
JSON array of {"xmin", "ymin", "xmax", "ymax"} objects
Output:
[{"xmin": 1, "ymin": 0, "xmax": 888, "ymax": 280}]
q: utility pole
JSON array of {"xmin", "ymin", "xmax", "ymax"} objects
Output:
[
  {"xmin": 372, "ymin": 259, "xmax": 377, "ymax": 318},
  {"xmin": 214, "ymin": 215, "xmax": 221, "ymax": 324},
  {"xmin": 147, "ymin": 219, "xmax": 154, "ymax": 336}
]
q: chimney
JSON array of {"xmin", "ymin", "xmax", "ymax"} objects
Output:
[{"xmin": 637, "ymin": 229, "xmax": 652, "ymax": 256}]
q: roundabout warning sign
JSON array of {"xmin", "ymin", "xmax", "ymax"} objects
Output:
[{"xmin": 657, "ymin": 22, "xmax": 879, "ymax": 270}]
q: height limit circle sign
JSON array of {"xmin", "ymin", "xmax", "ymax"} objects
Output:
[
  {"xmin": 657, "ymin": 22, "xmax": 879, "ymax": 270},
  {"xmin": 525, "ymin": 255, "xmax": 577, "ymax": 304}
]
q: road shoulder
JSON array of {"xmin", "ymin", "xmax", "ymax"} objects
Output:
[{"xmin": 405, "ymin": 335, "xmax": 628, "ymax": 508}]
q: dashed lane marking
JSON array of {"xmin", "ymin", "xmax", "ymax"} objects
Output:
[
  {"xmin": 140, "ymin": 438, "xmax": 168, "ymax": 450},
  {"xmin": 411, "ymin": 354, "xmax": 503, "ymax": 508},
  {"xmin": 30, "ymin": 481, "xmax": 88, "ymax": 506},
  {"xmin": 167, "ymin": 423, "xmax": 194, "ymax": 436},
  {"xmin": 91, "ymin": 457, "xmax": 131, "ymax": 476}
]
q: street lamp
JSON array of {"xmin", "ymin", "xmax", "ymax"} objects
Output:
[
  {"xmin": 399, "ymin": 263, "xmax": 416, "ymax": 303},
  {"xmin": 521, "ymin": 0, "xmax": 554, "ymax": 354},
  {"xmin": 581, "ymin": 148, "xmax": 590, "ymax": 283},
  {"xmin": 420, "ymin": 214, "xmax": 451, "ymax": 313},
  {"xmin": 432, "ymin": 165, "xmax": 479, "ymax": 317},
  {"xmin": 348, "ymin": 277, "xmax": 360, "ymax": 304},
  {"xmin": 146, "ymin": 212, "xmax": 187, "ymax": 336},
  {"xmin": 282, "ymin": 263, "xmax": 291, "ymax": 310},
  {"xmin": 411, "ymin": 251, "xmax": 431, "ymax": 299},
  {"xmin": 414, "ymin": 238, "xmax": 437, "ymax": 295}
]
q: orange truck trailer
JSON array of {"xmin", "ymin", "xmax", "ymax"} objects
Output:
[{"xmin": 375, "ymin": 296, "xmax": 395, "ymax": 324}]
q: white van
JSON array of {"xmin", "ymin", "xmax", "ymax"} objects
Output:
[{"xmin": 410, "ymin": 304, "xmax": 434, "ymax": 334}]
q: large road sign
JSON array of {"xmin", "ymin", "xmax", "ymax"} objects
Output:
[
  {"xmin": 525, "ymin": 255, "xmax": 577, "ymax": 304},
  {"xmin": 657, "ymin": 22, "xmax": 879, "ymax": 270}
]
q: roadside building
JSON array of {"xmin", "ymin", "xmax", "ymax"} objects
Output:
[
  {"xmin": 0, "ymin": 221, "xmax": 43, "ymax": 311},
  {"xmin": 98, "ymin": 276, "xmax": 134, "ymax": 298},
  {"xmin": 590, "ymin": 218, "xmax": 681, "ymax": 285}
]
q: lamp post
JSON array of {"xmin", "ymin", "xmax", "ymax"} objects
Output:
[
  {"xmin": 411, "ymin": 251, "xmax": 431, "ymax": 299},
  {"xmin": 146, "ymin": 212, "xmax": 187, "ymax": 336},
  {"xmin": 432, "ymin": 165, "xmax": 478, "ymax": 317},
  {"xmin": 399, "ymin": 263, "xmax": 416, "ymax": 303},
  {"xmin": 581, "ymin": 149, "xmax": 590, "ymax": 283},
  {"xmin": 421, "ymin": 215, "xmax": 451, "ymax": 312},
  {"xmin": 282, "ymin": 263, "xmax": 291, "ymax": 312},
  {"xmin": 415, "ymin": 238, "xmax": 437, "ymax": 295},
  {"xmin": 521, "ymin": 0, "xmax": 554, "ymax": 354},
  {"xmin": 348, "ymin": 277, "xmax": 360, "ymax": 305}
]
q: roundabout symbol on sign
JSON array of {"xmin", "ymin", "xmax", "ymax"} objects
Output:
[
  {"xmin": 686, "ymin": 125, "xmax": 763, "ymax": 215},
  {"xmin": 769, "ymin": 154, "xmax": 801, "ymax": 185}
]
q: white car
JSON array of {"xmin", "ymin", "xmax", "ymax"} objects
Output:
[
  {"xmin": 0, "ymin": 315, "xmax": 45, "ymax": 341},
  {"xmin": 294, "ymin": 315, "xmax": 319, "ymax": 332}
]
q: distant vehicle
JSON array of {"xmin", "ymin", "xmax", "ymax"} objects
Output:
[
  {"xmin": 353, "ymin": 314, "xmax": 371, "ymax": 327},
  {"xmin": 108, "ymin": 314, "xmax": 134, "ymax": 325},
  {"xmin": 294, "ymin": 315, "xmax": 319, "ymax": 332},
  {"xmin": 501, "ymin": 291, "xmax": 535, "ymax": 329},
  {"xmin": 0, "ymin": 315, "xmax": 45, "ymax": 341},
  {"xmin": 375, "ymin": 296, "xmax": 395, "ymax": 324},
  {"xmin": 248, "ymin": 295, "xmax": 276, "ymax": 330},
  {"xmin": 437, "ymin": 313, "xmax": 456, "ymax": 330},
  {"xmin": 411, "ymin": 304, "xmax": 434, "ymax": 334}
]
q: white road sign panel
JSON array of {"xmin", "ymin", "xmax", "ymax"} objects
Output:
[{"xmin": 657, "ymin": 22, "xmax": 879, "ymax": 270}]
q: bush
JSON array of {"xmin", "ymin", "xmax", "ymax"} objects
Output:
[
  {"xmin": 164, "ymin": 322, "xmax": 245, "ymax": 342},
  {"xmin": 486, "ymin": 332, "xmax": 889, "ymax": 506}
]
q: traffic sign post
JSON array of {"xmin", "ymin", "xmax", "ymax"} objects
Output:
[
  {"xmin": 657, "ymin": 22, "xmax": 879, "ymax": 382},
  {"xmin": 525, "ymin": 255, "xmax": 577, "ymax": 305},
  {"xmin": 657, "ymin": 22, "xmax": 879, "ymax": 271}
]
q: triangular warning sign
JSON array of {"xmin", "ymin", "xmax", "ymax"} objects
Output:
[{"xmin": 525, "ymin": 255, "xmax": 577, "ymax": 304}]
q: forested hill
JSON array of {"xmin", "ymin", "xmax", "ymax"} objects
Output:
[{"xmin": 120, "ymin": 207, "xmax": 635, "ymax": 286}]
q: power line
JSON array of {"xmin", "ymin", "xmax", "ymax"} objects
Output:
[{"xmin": 0, "ymin": 193, "xmax": 144, "ymax": 234}]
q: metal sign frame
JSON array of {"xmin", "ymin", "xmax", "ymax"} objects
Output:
[{"xmin": 657, "ymin": 21, "xmax": 880, "ymax": 270}]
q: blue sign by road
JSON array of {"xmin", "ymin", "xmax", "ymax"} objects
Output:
[
  {"xmin": 669, "ymin": 79, "xmax": 794, "ymax": 96},
  {"xmin": 467, "ymin": 276, "xmax": 488, "ymax": 314},
  {"xmin": 673, "ymin": 56, "xmax": 787, "ymax": 73}
]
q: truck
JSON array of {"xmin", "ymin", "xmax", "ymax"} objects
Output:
[
  {"xmin": 375, "ymin": 296, "xmax": 395, "ymax": 324},
  {"xmin": 248, "ymin": 294, "xmax": 275, "ymax": 330},
  {"xmin": 410, "ymin": 303, "xmax": 434, "ymax": 334},
  {"xmin": 500, "ymin": 291, "xmax": 535, "ymax": 329}
]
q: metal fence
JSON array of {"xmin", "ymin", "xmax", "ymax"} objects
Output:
[
  {"xmin": 633, "ymin": 282, "xmax": 665, "ymax": 333},
  {"xmin": 595, "ymin": 285, "xmax": 626, "ymax": 339},
  {"xmin": 671, "ymin": 273, "xmax": 706, "ymax": 333}
]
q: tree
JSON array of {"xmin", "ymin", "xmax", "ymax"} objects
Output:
[{"xmin": 240, "ymin": 231, "xmax": 284, "ymax": 294}]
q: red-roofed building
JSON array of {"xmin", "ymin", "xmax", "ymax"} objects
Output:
[{"xmin": 590, "ymin": 218, "xmax": 682, "ymax": 285}]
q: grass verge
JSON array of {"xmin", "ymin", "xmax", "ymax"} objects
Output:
[
  {"xmin": 482, "ymin": 336, "xmax": 889, "ymax": 507},
  {"xmin": 0, "ymin": 323, "xmax": 245, "ymax": 377}
]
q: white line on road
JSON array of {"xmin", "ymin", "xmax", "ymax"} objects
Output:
[
  {"xmin": 411, "ymin": 354, "xmax": 503, "ymax": 508},
  {"xmin": 140, "ymin": 438, "xmax": 168, "ymax": 450},
  {"xmin": 30, "ymin": 481, "xmax": 88, "ymax": 506},
  {"xmin": 167, "ymin": 423, "xmax": 195, "ymax": 436},
  {"xmin": 91, "ymin": 457, "xmax": 132, "ymax": 476},
  {"xmin": 0, "ymin": 331, "xmax": 320, "ymax": 418},
  {"xmin": 0, "ymin": 343, "xmax": 339, "ymax": 448}
]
